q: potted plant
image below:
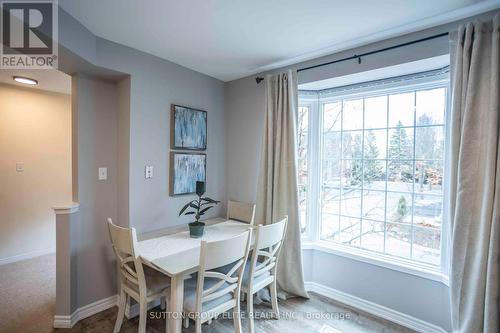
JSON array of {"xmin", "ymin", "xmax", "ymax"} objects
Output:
[{"xmin": 179, "ymin": 181, "xmax": 220, "ymax": 238}]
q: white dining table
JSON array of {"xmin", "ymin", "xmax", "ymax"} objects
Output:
[{"xmin": 137, "ymin": 218, "xmax": 253, "ymax": 333}]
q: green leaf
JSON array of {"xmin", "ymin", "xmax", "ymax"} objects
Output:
[
  {"xmin": 189, "ymin": 203, "xmax": 200, "ymax": 210},
  {"xmin": 199, "ymin": 206, "xmax": 213, "ymax": 215},
  {"xmin": 184, "ymin": 211, "xmax": 195, "ymax": 215},
  {"xmin": 179, "ymin": 201, "xmax": 195, "ymax": 216},
  {"xmin": 201, "ymin": 197, "xmax": 220, "ymax": 204}
]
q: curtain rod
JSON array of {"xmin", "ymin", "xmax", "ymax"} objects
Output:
[{"xmin": 255, "ymin": 32, "xmax": 449, "ymax": 84}]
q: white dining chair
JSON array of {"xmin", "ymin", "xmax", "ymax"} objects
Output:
[
  {"xmin": 183, "ymin": 229, "xmax": 253, "ymax": 333},
  {"xmin": 107, "ymin": 218, "xmax": 171, "ymax": 333},
  {"xmin": 241, "ymin": 216, "xmax": 288, "ymax": 333},
  {"xmin": 227, "ymin": 200, "xmax": 256, "ymax": 225}
]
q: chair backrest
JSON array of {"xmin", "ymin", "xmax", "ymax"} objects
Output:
[
  {"xmin": 247, "ymin": 216, "xmax": 288, "ymax": 289},
  {"xmin": 195, "ymin": 230, "xmax": 252, "ymax": 314},
  {"xmin": 107, "ymin": 218, "xmax": 147, "ymax": 294},
  {"xmin": 227, "ymin": 200, "xmax": 256, "ymax": 225}
]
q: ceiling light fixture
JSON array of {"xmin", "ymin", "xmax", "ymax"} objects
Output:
[{"xmin": 13, "ymin": 76, "xmax": 38, "ymax": 85}]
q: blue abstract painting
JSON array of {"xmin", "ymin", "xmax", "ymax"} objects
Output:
[
  {"xmin": 171, "ymin": 153, "xmax": 206, "ymax": 195},
  {"xmin": 172, "ymin": 105, "xmax": 207, "ymax": 150}
]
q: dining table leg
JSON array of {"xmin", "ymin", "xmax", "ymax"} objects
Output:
[{"xmin": 168, "ymin": 274, "xmax": 184, "ymax": 333}]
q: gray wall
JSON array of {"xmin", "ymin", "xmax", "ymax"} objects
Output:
[
  {"xmin": 311, "ymin": 251, "xmax": 451, "ymax": 331},
  {"xmin": 55, "ymin": 210, "xmax": 80, "ymax": 316},
  {"xmin": 72, "ymin": 75, "xmax": 119, "ymax": 307},
  {"xmin": 59, "ymin": 8, "xmax": 226, "ymax": 233},
  {"xmin": 58, "ymin": 8, "xmax": 227, "ymax": 308},
  {"xmin": 94, "ymin": 38, "xmax": 226, "ymax": 234},
  {"xmin": 116, "ymin": 77, "xmax": 131, "ymax": 228},
  {"xmin": 225, "ymin": 77, "xmax": 266, "ymax": 203},
  {"xmin": 222, "ymin": 11, "xmax": 500, "ymax": 332}
]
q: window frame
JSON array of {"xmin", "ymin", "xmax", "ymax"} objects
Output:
[
  {"xmin": 297, "ymin": 102, "xmax": 312, "ymax": 235},
  {"xmin": 298, "ymin": 95, "xmax": 320, "ymax": 240},
  {"xmin": 299, "ymin": 69, "xmax": 450, "ymax": 283}
]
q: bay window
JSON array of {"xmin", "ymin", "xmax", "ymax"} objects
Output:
[{"xmin": 298, "ymin": 68, "xmax": 449, "ymax": 272}]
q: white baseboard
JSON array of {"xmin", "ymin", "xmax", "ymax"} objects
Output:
[
  {"xmin": 53, "ymin": 315, "xmax": 72, "ymax": 329},
  {"xmin": 305, "ymin": 281, "xmax": 447, "ymax": 333},
  {"xmin": 53, "ymin": 294, "xmax": 160, "ymax": 328},
  {"xmin": 0, "ymin": 248, "xmax": 55, "ymax": 266},
  {"xmin": 53, "ymin": 295, "xmax": 118, "ymax": 328}
]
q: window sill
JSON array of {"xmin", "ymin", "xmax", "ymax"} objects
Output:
[{"xmin": 302, "ymin": 240, "xmax": 449, "ymax": 285}]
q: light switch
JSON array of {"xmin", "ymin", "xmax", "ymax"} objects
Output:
[
  {"xmin": 145, "ymin": 165, "xmax": 153, "ymax": 179},
  {"xmin": 16, "ymin": 163, "xmax": 24, "ymax": 172},
  {"xmin": 98, "ymin": 167, "xmax": 107, "ymax": 180}
]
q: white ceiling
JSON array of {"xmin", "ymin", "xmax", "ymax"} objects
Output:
[
  {"xmin": 58, "ymin": 0, "xmax": 498, "ymax": 82},
  {"xmin": 0, "ymin": 69, "xmax": 71, "ymax": 94}
]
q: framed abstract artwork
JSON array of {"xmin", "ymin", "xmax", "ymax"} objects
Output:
[
  {"xmin": 169, "ymin": 152, "xmax": 206, "ymax": 196},
  {"xmin": 171, "ymin": 104, "xmax": 207, "ymax": 150}
]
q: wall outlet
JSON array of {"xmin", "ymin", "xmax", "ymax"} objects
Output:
[
  {"xmin": 145, "ymin": 165, "xmax": 153, "ymax": 179},
  {"xmin": 16, "ymin": 163, "xmax": 24, "ymax": 172},
  {"xmin": 98, "ymin": 167, "xmax": 107, "ymax": 180}
]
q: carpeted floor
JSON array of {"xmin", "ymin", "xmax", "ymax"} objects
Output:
[
  {"xmin": 0, "ymin": 253, "xmax": 56, "ymax": 333},
  {"xmin": 0, "ymin": 253, "xmax": 415, "ymax": 333}
]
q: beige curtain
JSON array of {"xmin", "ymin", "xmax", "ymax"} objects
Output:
[
  {"xmin": 255, "ymin": 70, "xmax": 309, "ymax": 299},
  {"xmin": 449, "ymin": 15, "xmax": 499, "ymax": 333}
]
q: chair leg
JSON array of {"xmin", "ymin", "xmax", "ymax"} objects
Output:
[
  {"xmin": 247, "ymin": 293, "xmax": 254, "ymax": 333},
  {"xmin": 233, "ymin": 302, "xmax": 242, "ymax": 333},
  {"xmin": 138, "ymin": 299, "xmax": 147, "ymax": 333},
  {"xmin": 161, "ymin": 297, "xmax": 166, "ymax": 310},
  {"xmin": 270, "ymin": 280, "xmax": 279, "ymax": 319},
  {"xmin": 195, "ymin": 319, "xmax": 202, "ymax": 333},
  {"xmin": 114, "ymin": 289, "xmax": 127, "ymax": 333}
]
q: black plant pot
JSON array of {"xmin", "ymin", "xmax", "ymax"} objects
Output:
[{"xmin": 188, "ymin": 222, "xmax": 205, "ymax": 238}]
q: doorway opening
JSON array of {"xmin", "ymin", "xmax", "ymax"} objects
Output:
[{"xmin": 0, "ymin": 69, "xmax": 72, "ymax": 333}]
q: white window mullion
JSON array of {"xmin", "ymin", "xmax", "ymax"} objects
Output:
[
  {"xmin": 410, "ymin": 91, "xmax": 417, "ymax": 260},
  {"xmin": 298, "ymin": 100, "xmax": 314, "ymax": 239},
  {"xmin": 383, "ymin": 95, "xmax": 390, "ymax": 253},
  {"xmin": 441, "ymin": 87, "xmax": 451, "ymax": 278},
  {"xmin": 360, "ymin": 98, "xmax": 366, "ymax": 249},
  {"xmin": 307, "ymin": 95, "xmax": 322, "ymax": 242}
]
